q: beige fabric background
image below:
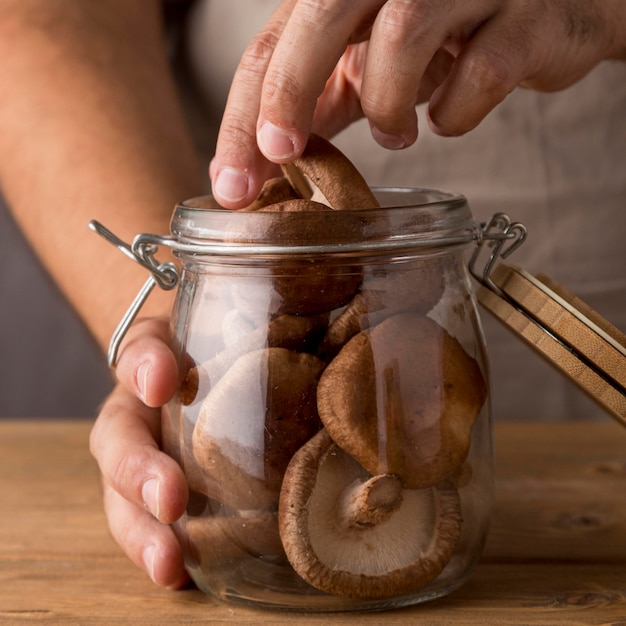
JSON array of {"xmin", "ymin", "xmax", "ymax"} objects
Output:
[{"xmin": 1, "ymin": 0, "xmax": 624, "ymax": 420}]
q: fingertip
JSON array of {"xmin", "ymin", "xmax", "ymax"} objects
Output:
[
  {"xmin": 209, "ymin": 155, "xmax": 284, "ymax": 209},
  {"xmin": 369, "ymin": 125, "xmax": 415, "ymax": 150},
  {"xmin": 115, "ymin": 328, "xmax": 178, "ymax": 407},
  {"xmin": 156, "ymin": 460, "xmax": 189, "ymax": 525},
  {"xmin": 257, "ymin": 120, "xmax": 302, "ymax": 162},
  {"xmin": 143, "ymin": 350, "xmax": 179, "ymax": 408},
  {"xmin": 212, "ymin": 165, "xmax": 251, "ymax": 206},
  {"xmin": 146, "ymin": 541, "xmax": 190, "ymax": 590}
]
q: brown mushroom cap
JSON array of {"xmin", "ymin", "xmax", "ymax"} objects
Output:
[
  {"xmin": 187, "ymin": 510, "xmax": 286, "ymax": 568},
  {"xmin": 192, "ymin": 347, "xmax": 325, "ymax": 509},
  {"xmin": 180, "ymin": 311, "xmax": 329, "ymax": 405},
  {"xmin": 278, "ymin": 429, "xmax": 462, "ymax": 599},
  {"xmin": 230, "ymin": 198, "xmax": 363, "ymax": 317},
  {"xmin": 281, "ymin": 134, "xmax": 380, "ymax": 210},
  {"xmin": 317, "ymin": 312, "xmax": 487, "ymax": 489},
  {"xmin": 317, "ymin": 260, "xmax": 447, "ymax": 360}
]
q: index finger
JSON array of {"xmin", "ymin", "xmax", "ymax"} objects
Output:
[
  {"xmin": 212, "ymin": 0, "xmax": 381, "ymax": 207},
  {"xmin": 256, "ymin": 0, "xmax": 382, "ymax": 160},
  {"xmin": 211, "ymin": 0, "xmax": 296, "ymax": 208}
]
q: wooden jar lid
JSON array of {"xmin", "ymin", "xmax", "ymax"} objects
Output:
[{"xmin": 477, "ymin": 263, "xmax": 626, "ymax": 426}]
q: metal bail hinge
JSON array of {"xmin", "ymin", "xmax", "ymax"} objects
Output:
[
  {"xmin": 88, "ymin": 220, "xmax": 179, "ymax": 368},
  {"xmin": 469, "ymin": 213, "xmax": 528, "ymax": 294}
]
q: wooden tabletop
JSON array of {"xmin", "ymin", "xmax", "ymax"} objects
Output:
[{"xmin": 0, "ymin": 419, "xmax": 624, "ymax": 625}]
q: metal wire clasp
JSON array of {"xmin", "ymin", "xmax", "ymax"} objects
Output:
[
  {"xmin": 88, "ymin": 220, "xmax": 179, "ymax": 367},
  {"xmin": 469, "ymin": 213, "xmax": 528, "ymax": 294}
]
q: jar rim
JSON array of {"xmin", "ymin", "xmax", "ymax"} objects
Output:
[{"xmin": 169, "ymin": 187, "xmax": 478, "ymax": 256}]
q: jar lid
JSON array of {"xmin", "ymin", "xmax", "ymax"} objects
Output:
[{"xmin": 477, "ymin": 263, "xmax": 626, "ymax": 425}]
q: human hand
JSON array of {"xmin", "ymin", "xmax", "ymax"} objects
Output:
[
  {"xmin": 210, "ymin": 0, "xmax": 625, "ymax": 208},
  {"xmin": 89, "ymin": 318, "xmax": 190, "ymax": 589}
]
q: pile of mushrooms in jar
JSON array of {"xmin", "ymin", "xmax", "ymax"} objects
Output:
[{"xmin": 179, "ymin": 135, "xmax": 487, "ymax": 600}]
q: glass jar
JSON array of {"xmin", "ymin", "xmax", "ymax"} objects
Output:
[
  {"xmin": 92, "ymin": 187, "xmax": 515, "ymax": 612},
  {"xmin": 154, "ymin": 188, "xmax": 493, "ymax": 612}
]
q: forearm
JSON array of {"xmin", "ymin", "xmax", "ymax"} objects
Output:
[{"xmin": 0, "ymin": 0, "xmax": 203, "ymax": 352}]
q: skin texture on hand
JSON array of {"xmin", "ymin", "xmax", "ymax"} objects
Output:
[
  {"xmin": 89, "ymin": 319, "xmax": 190, "ymax": 589},
  {"xmin": 210, "ymin": 0, "xmax": 626, "ymax": 209},
  {"xmin": 0, "ymin": 0, "xmax": 202, "ymax": 349}
]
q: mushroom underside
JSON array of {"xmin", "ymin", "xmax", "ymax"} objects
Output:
[{"xmin": 279, "ymin": 430, "xmax": 462, "ymax": 600}]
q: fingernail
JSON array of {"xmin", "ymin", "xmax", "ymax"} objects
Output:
[
  {"xmin": 213, "ymin": 166, "xmax": 249, "ymax": 204},
  {"xmin": 370, "ymin": 127, "xmax": 408, "ymax": 150},
  {"xmin": 142, "ymin": 478, "xmax": 160, "ymax": 520},
  {"xmin": 136, "ymin": 361, "xmax": 150, "ymax": 404},
  {"xmin": 143, "ymin": 544, "xmax": 157, "ymax": 583},
  {"xmin": 258, "ymin": 121, "xmax": 296, "ymax": 160}
]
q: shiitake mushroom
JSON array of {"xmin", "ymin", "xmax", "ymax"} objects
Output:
[
  {"xmin": 191, "ymin": 347, "xmax": 325, "ymax": 510},
  {"xmin": 278, "ymin": 429, "xmax": 462, "ymax": 599},
  {"xmin": 317, "ymin": 312, "xmax": 487, "ymax": 489}
]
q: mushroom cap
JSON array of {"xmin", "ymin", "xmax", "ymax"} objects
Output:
[
  {"xmin": 187, "ymin": 510, "xmax": 286, "ymax": 568},
  {"xmin": 278, "ymin": 429, "xmax": 462, "ymax": 599},
  {"xmin": 281, "ymin": 134, "xmax": 380, "ymax": 210},
  {"xmin": 180, "ymin": 311, "xmax": 329, "ymax": 405},
  {"xmin": 192, "ymin": 347, "xmax": 325, "ymax": 509},
  {"xmin": 358, "ymin": 260, "xmax": 446, "ymax": 317},
  {"xmin": 230, "ymin": 198, "xmax": 363, "ymax": 316},
  {"xmin": 317, "ymin": 313, "xmax": 487, "ymax": 489},
  {"xmin": 317, "ymin": 260, "xmax": 447, "ymax": 360}
]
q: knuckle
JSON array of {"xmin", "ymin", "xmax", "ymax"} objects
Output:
[
  {"xmin": 217, "ymin": 115, "xmax": 258, "ymax": 160},
  {"xmin": 242, "ymin": 30, "xmax": 278, "ymax": 73},
  {"xmin": 460, "ymin": 48, "xmax": 517, "ymax": 99},
  {"xmin": 378, "ymin": 0, "xmax": 426, "ymax": 42},
  {"xmin": 109, "ymin": 444, "xmax": 155, "ymax": 495},
  {"xmin": 376, "ymin": 0, "xmax": 451, "ymax": 45},
  {"xmin": 360, "ymin": 75, "xmax": 417, "ymax": 135},
  {"xmin": 262, "ymin": 66, "xmax": 307, "ymax": 109}
]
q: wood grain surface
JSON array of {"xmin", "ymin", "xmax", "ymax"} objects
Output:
[{"xmin": 0, "ymin": 419, "xmax": 625, "ymax": 625}]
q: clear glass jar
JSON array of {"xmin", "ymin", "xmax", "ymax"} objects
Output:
[{"xmin": 161, "ymin": 188, "xmax": 494, "ymax": 612}]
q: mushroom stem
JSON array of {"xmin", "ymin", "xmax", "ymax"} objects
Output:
[{"xmin": 339, "ymin": 474, "xmax": 403, "ymax": 529}]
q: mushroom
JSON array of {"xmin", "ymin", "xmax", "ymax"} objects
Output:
[
  {"xmin": 317, "ymin": 312, "xmax": 487, "ymax": 489},
  {"xmin": 191, "ymin": 347, "xmax": 325, "ymax": 509},
  {"xmin": 278, "ymin": 429, "xmax": 462, "ymax": 599},
  {"xmin": 241, "ymin": 176, "xmax": 299, "ymax": 211},
  {"xmin": 179, "ymin": 311, "xmax": 328, "ymax": 405},
  {"xmin": 221, "ymin": 308, "xmax": 256, "ymax": 347},
  {"xmin": 281, "ymin": 134, "xmax": 380, "ymax": 210},
  {"xmin": 317, "ymin": 261, "xmax": 447, "ymax": 359},
  {"xmin": 187, "ymin": 510, "xmax": 286, "ymax": 569},
  {"xmin": 231, "ymin": 198, "xmax": 363, "ymax": 316}
]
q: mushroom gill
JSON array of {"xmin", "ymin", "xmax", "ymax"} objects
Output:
[{"xmin": 278, "ymin": 429, "xmax": 462, "ymax": 599}]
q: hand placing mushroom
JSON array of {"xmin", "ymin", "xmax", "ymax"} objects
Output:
[{"xmin": 278, "ymin": 429, "xmax": 462, "ymax": 599}]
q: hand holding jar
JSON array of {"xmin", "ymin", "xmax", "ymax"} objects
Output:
[{"xmin": 89, "ymin": 319, "xmax": 190, "ymax": 589}]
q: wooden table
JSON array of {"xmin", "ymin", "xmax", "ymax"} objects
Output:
[{"xmin": 0, "ymin": 420, "xmax": 624, "ymax": 625}]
